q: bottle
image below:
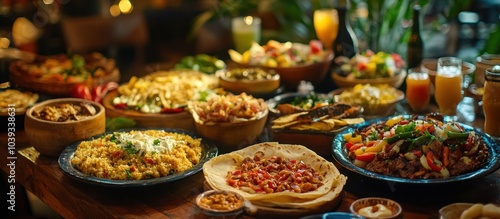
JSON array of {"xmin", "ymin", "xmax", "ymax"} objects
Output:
[
  {"xmin": 407, "ymin": 5, "xmax": 424, "ymax": 69},
  {"xmin": 482, "ymin": 65, "xmax": 500, "ymax": 138},
  {"xmin": 332, "ymin": 5, "xmax": 358, "ymax": 58}
]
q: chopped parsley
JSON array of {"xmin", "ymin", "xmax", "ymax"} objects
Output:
[
  {"xmin": 125, "ymin": 169, "xmax": 132, "ymax": 179},
  {"xmin": 368, "ymin": 130, "xmax": 378, "ymax": 141},
  {"xmin": 110, "ymin": 134, "xmax": 118, "ymax": 143},
  {"xmin": 153, "ymin": 139, "xmax": 160, "ymax": 145},
  {"xmin": 123, "ymin": 141, "xmax": 138, "ymax": 154}
]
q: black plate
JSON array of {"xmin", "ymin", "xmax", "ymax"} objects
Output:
[
  {"xmin": 331, "ymin": 116, "xmax": 500, "ymax": 184},
  {"xmin": 59, "ymin": 128, "xmax": 218, "ymax": 187}
]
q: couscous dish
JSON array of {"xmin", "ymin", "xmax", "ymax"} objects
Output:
[{"xmin": 70, "ymin": 130, "xmax": 203, "ymax": 180}]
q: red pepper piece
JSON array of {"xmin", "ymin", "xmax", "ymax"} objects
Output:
[
  {"xmin": 72, "ymin": 84, "xmax": 92, "ymax": 100},
  {"xmin": 426, "ymin": 151, "xmax": 443, "ymax": 172},
  {"xmin": 114, "ymin": 103, "xmax": 127, "ymax": 109},
  {"xmin": 355, "ymin": 152, "xmax": 376, "ymax": 162}
]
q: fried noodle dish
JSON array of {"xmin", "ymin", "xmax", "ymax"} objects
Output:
[{"xmin": 343, "ymin": 113, "xmax": 490, "ymax": 179}]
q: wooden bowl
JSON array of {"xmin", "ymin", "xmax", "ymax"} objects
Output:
[
  {"xmin": 9, "ymin": 54, "xmax": 120, "ymax": 97},
  {"xmin": 236, "ymin": 52, "xmax": 333, "ymax": 90},
  {"xmin": 102, "ymin": 90, "xmax": 195, "ymax": 131},
  {"xmin": 216, "ymin": 68, "xmax": 280, "ymax": 95},
  {"xmin": 194, "ymin": 109, "xmax": 268, "ymax": 154},
  {"xmin": 332, "ymin": 70, "xmax": 406, "ymax": 88},
  {"xmin": 350, "ymin": 197, "xmax": 403, "ymax": 219},
  {"xmin": 24, "ymin": 98, "xmax": 106, "ymax": 157},
  {"xmin": 330, "ymin": 87, "xmax": 404, "ymax": 116}
]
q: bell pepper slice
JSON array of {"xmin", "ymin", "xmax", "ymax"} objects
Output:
[
  {"xmin": 385, "ymin": 131, "xmax": 413, "ymax": 144},
  {"xmin": 349, "ymin": 143, "xmax": 365, "ymax": 152},
  {"xmin": 426, "ymin": 151, "xmax": 443, "ymax": 172},
  {"xmin": 442, "ymin": 146, "xmax": 450, "ymax": 167},
  {"xmin": 446, "ymin": 131, "xmax": 469, "ymax": 139},
  {"xmin": 355, "ymin": 152, "xmax": 376, "ymax": 162}
]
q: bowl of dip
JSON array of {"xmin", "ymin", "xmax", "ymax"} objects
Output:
[
  {"xmin": 24, "ymin": 98, "xmax": 106, "ymax": 157},
  {"xmin": 196, "ymin": 190, "xmax": 246, "ymax": 218},
  {"xmin": 350, "ymin": 197, "xmax": 402, "ymax": 219}
]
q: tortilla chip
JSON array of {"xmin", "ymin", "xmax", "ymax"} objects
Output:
[
  {"xmin": 272, "ymin": 121, "xmax": 299, "ymax": 129},
  {"xmin": 342, "ymin": 118, "xmax": 365, "ymax": 125},
  {"xmin": 290, "ymin": 120, "xmax": 335, "ymax": 131},
  {"xmin": 333, "ymin": 119, "xmax": 348, "ymax": 127},
  {"xmin": 272, "ymin": 112, "xmax": 307, "ymax": 125}
]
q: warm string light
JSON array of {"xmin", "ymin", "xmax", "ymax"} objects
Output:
[{"xmin": 110, "ymin": 0, "xmax": 133, "ymax": 17}]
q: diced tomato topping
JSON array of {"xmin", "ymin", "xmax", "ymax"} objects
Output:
[
  {"xmin": 112, "ymin": 151, "xmax": 121, "ymax": 158},
  {"xmin": 130, "ymin": 166, "xmax": 136, "ymax": 172}
]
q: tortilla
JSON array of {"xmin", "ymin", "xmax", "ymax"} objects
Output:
[{"xmin": 203, "ymin": 142, "xmax": 346, "ymax": 209}]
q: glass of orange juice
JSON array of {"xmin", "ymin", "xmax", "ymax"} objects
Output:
[
  {"xmin": 406, "ymin": 68, "xmax": 430, "ymax": 113},
  {"xmin": 232, "ymin": 16, "xmax": 261, "ymax": 53},
  {"xmin": 313, "ymin": 9, "xmax": 338, "ymax": 50},
  {"xmin": 435, "ymin": 57, "xmax": 463, "ymax": 117}
]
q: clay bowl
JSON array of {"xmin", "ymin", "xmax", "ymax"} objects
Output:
[
  {"xmin": 216, "ymin": 68, "xmax": 280, "ymax": 96},
  {"xmin": 235, "ymin": 51, "xmax": 333, "ymax": 90},
  {"xmin": 9, "ymin": 54, "xmax": 120, "ymax": 97},
  {"xmin": 196, "ymin": 190, "xmax": 247, "ymax": 218},
  {"xmin": 330, "ymin": 87, "xmax": 405, "ymax": 117},
  {"xmin": 24, "ymin": 98, "xmax": 106, "ymax": 157},
  {"xmin": 350, "ymin": 197, "xmax": 403, "ymax": 219},
  {"xmin": 332, "ymin": 69, "xmax": 406, "ymax": 89},
  {"xmin": 102, "ymin": 90, "xmax": 195, "ymax": 131},
  {"xmin": 193, "ymin": 109, "xmax": 269, "ymax": 154}
]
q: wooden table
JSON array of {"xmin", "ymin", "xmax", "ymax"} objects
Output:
[{"xmin": 1, "ymin": 97, "xmax": 499, "ymax": 219}]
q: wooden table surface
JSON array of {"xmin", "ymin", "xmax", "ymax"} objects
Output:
[{"xmin": 1, "ymin": 96, "xmax": 499, "ymax": 219}]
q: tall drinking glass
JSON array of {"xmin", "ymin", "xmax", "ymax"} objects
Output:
[
  {"xmin": 313, "ymin": 9, "xmax": 338, "ymax": 50},
  {"xmin": 406, "ymin": 68, "xmax": 430, "ymax": 113},
  {"xmin": 232, "ymin": 16, "xmax": 261, "ymax": 53},
  {"xmin": 435, "ymin": 57, "xmax": 463, "ymax": 117}
]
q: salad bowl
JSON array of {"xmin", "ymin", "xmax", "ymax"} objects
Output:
[
  {"xmin": 332, "ymin": 51, "xmax": 406, "ymax": 88},
  {"xmin": 229, "ymin": 40, "xmax": 333, "ymax": 90}
]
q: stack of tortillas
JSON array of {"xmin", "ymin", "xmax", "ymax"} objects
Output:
[{"xmin": 203, "ymin": 142, "xmax": 346, "ymax": 210}]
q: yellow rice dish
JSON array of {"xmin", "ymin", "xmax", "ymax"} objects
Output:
[{"xmin": 70, "ymin": 130, "xmax": 203, "ymax": 180}]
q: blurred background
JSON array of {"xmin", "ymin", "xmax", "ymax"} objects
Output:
[{"xmin": 1, "ymin": 0, "xmax": 499, "ymax": 83}]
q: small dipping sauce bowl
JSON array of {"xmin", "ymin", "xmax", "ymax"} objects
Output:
[
  {"xmin": 350, "ymin": 197, "xmax": 403, "ymax": 219},
  {"xmin": 196, "ymin": 190, "xmax": 247, "ymax": 218}
]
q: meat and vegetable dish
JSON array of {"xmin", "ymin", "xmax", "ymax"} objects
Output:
[
  {"xmin": 32, "ymin": 102, "xmax": 97, "ymax": 122},
  {"xmin": 343, "ymin": 113, "xmax": 490, "ymax": 179}
]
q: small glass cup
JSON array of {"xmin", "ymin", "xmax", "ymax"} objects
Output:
[
  {"xmin": 435, "ymin": 57, "xmax": 463, "ymax": 118},
  {"xmin": 231, "ymin": 16, "xmax": 261, "ymax": 53},
  {"xmin": 405, "ymin": 68, "xmax": 430, "ymax": 113}
]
